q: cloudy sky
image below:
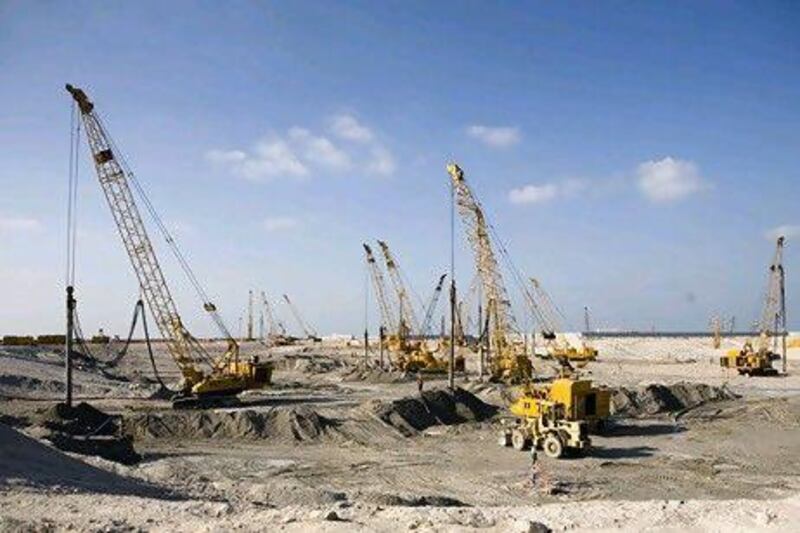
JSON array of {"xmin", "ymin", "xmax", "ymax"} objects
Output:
[{"xmin": 1, "ymin": 1, "xmax": 798, "ymax": 337}]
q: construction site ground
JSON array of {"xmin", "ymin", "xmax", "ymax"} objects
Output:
[{"xmin": 2, "ymin": 336, "xmax": 800, "ymax": 531}]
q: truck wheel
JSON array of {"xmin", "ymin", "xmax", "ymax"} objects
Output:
[
  {"xmin": 543, "ymin": 434, "xmax": 564, "ymax": 458},
  {"xmin": 511, "ymin": 429, "xmax": 530, "ymax": 451}
]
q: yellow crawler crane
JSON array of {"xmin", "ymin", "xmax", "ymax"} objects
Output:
[
  {"xmin": 528, "ymin": 278, "xmax": 598, "ymax": 363},
  {"xmin": 67, "ymin": 84, "xmax": 272, "ymax": 407},
  {"xmin": 370, "ymin": 241, "xmax": 462, "ymax": 373},
  {"xmin": 448, "ymin": 162, "xmax": 531, "ymax": 382},
  {"xmin": 721, "ymin": 236, "xmax": 787, "ymax": 376}
]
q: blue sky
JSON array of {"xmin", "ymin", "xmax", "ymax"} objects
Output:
[{"xmin": 0, "ymin": 1, "xmax": 798, "ymax": 337}]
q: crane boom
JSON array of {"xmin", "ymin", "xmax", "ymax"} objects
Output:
[
  {"xmin": 420, "ymin": 274, "xmax": 447, "ymax": 336},
  {"xmin": 377, "ymin": 240, "xmax": 420, "ymax": 337},
  {"xmin": 260, "ymin": 291, "xmax": 286, "ymax": 336},
  {"xmin": 66, "ymin": 83, "xmax": 208, "ymax": 385},
  {"xmin": 283, "ymin": 294, "xmax": 318, "ymax": 339},
  {"xmin": 363, "ymin": 243, "xmax": 397, "ymax": 332},
  {"xmin": 67, "ymin": 84, "xmax": 271, "ymax": 400},
  {"xmin": 447, "ymin": 162, "xmax": 530, "ymax": 380},
  {"xmin": 529, "ymin": 278, "xmax": 566, "ymax": 338},
  {"xmin": 758, "ymin": 236, "xmax": 787, "ymax": 352}
]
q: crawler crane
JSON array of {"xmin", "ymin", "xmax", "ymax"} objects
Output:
[
  {"xmin": 448, "ymin": 163, "xmax": 531, "ymax": 382},
  {"xmin": 721, "ymin": 236, "xmax": 787, "ymax": 376},
  {"xmin": 373, "ymin": 241, "xmax": 461, "ymax": 372},
  {"xmin": 283, "ymin": 294, "xmax": 322, "ymax": 342},
  {"xmin": 528, "ymin": 278, "xmax": 598, "ymax": 363},
  {"xmin": 66, "ymin": 84, "xmax": 272, "ymax": 407}
]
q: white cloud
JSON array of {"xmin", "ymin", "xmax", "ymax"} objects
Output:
[
  {"xmin": 263, "ymin": 217, "xmax": 299, "ymax": 232},
  {"xmin": 329, "ymin": 114, "xmax": 373, "ymax": 143},
  {"xmin": 288, "ymin": 127, "xmax": 351, "ymax": 169},
  {"xmin": 208, "ymin": 115, "xmax": 395, "ymax": 180},
  {"xmin": 765, "ymin": 224, "xmax": 800, "ymax": 242},
  {"xmin": 466, "ymin": 125, "xmax": 521, "ymax": 148},
  {"xmin": 636, "ymin": 157, "xmax": 707, "ymax": 203},
  {"xmin": 0, "ymin": 216, "xmax": 42, "ymax": 232},
  {"xmin": 205, "ymin": 149, "xmax": 246, "ymax": 164},
  {"xmin": 206, "ymin": 137, "xmax": 308, "ymax": 181},
  {"xmin": 365, "ymin": 145, "xmax": 396, "ymax": 177},
  {"xmin": 508, "ymin": 179, "xmax": 585, "ymax": 205},
  {"xmin": 509, "ymin": 183, "xmax": 558, "ymax": 205}
]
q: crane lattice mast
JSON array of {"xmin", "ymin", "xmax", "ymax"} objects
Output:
[
  {"xmin": 758, "ymin": 236, "xmax": 787, "ymax": 353},
  {"xmin": 377, "ymin": 240, "xmax": 420, "ymax": 337},
  {"xmin": 528, "ymin": 278, "xmax": 566, "ymax": 338},
  {"xmin": 363, "ymin": 244, "xmax": 397, "ymax": 333},
  {"xmin": 282, "ymin": 294, "xmax": 318, "ymax": 339},
  {"xmin": 447, "ymin": 162, "xmax": 529, "ymax": 379},
  {"xmin": 420, "ymin": 274, "xmax": 447, "ymax": 336},
  {"xmin": 260, "ymin": 291, "xmax": 286, "ymax": 337},
  {"xmin": 66, "ymin": 84, "xmax": 227, "ymax": 387}
]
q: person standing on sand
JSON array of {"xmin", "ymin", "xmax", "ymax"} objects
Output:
[
  {"xmin": 417, "ymin": 371, "xmax": 424, "ymax": 395},
  {"xmin": 530, "ymin": 446, "xmax": 539, "ymax": 487}
]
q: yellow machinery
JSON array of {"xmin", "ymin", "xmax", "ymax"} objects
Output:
[
  {"xmin": 528, "ymin": 278, "xmax": 599, "ymax": 363},
  {"xmin": 499, "ymin": 377, "xmax": 610, "ymax": 458},
  {"xmin": 448, "ymin": 163, "xmax": 532, "ymax": 382},
  {"xmin": 67, "ymin": 84, "xmax": 272, "ymax": 407},
  {"xmin": 721, "ymin": 337, "xmax": 779, "ymax": 376},
  {"xmin": 364, "ymin": 242, "xmax": 463, "ymax": 373},
  {"xmin": 720, "ymin": 236, "xmax": 787, "ymax": 376}
]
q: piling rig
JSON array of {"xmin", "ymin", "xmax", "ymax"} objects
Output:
[
  {"xmin": 66, "ymin": 84, "xmax": 272, "ymax": 407},
  {"xmin": 721, "ymin": 236, "xmax": 787, "ymax": 376},
  {"xmin": 448, "ymin": 163, "xmax": 531, "ymax": 382}
]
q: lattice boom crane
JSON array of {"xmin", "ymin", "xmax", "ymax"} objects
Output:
[
  {"xmin": 447, "ymin": 162, "xmax": 531, "ymax": 381},
  {"xmin": 66, "ymin": 84, "xmax": 272, "ymax": 404}
]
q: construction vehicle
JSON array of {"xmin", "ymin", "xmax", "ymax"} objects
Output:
[
  {"xmin": 499, "ymin": 376, "xmax": 611, "ymax": 457},
  {"xmin": 720, "ymin": 236, "xmax": 787, "ymax": 376},
  {"xmin": 448, "ymin": 163, "xmax": 531, "ymax": 382},
  {"xmin": 66, "ymin": 84, "xmax": 273, "ymax": 407},
  {"xmin": 527, "ymin": 278, "xmax": 598, "ymax": 362},
  {"xmin": 369, "ymin": 241, "xmax": 463, "ymax": 372},
  {"xmin": 282, "ymin": 294, "xmax": 322, "ymax": 342},
  {"xmin": 260, "ymin": 291, "xmax": 295, "ymax": 346}
]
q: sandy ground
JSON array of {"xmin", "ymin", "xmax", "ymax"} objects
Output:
[{"xmin": 2, "ymin": 336, "xmax": 800, "ymax": 531}]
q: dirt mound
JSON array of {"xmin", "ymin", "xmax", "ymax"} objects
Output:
[
  {"xmin": 462, "ymin": 381, "xmax": 517, "ymax": 407},
  {"xmin": 342, "ymin": 366, "xmax": 412, "ymax": 383},
  {"xmin": 277, "ymin": 355, "xmax": 347, "ymax": 374},
  {"xmin": 612, "ymin": 382, "xmax": 738, "ymax": 417},
  {"xmin": 362, "ymin": 387, "xmax": 497, "ymax": 436},
  {"xmin": 28, "ymin": 402, "xmax": 140, "ymax": 464},
  {"xmin": 124, "ymin": 406, "xmax": 338, "ymax": 442},
  {"xmin": 367, "ymin": 493, "xmax": 469, "ymax": 507},
  {"xmin": 0, "ymin": 423, "xmax": 159, "ymax": 495},
  {"xmin": 36, "ymin": 402, "xmax": 117, "ymax": 436},
  {"xmin": 0, "ymin": 374, "xmax": 69, "ymax": 395}
]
